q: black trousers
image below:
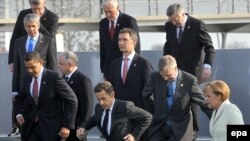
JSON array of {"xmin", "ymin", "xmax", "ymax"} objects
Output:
[
  {"xmin": 149, "ymin": 124, "xmax": 177, "ymax": 141},
  {"xmin": 27, "ymin": 122, "xmax": 44, "ymax": 141}
]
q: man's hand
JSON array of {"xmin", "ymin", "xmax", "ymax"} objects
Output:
[
  {"xmin": 9, "ymin": 63, "xmax": 14, "ymax": 72},
  {"xmin": 201, "ymin": 67, "xmax": 211, "ymax": 82},
  {"xmin": 16, "ymin": 115, "xmax": 25, "ymax": 126},
  {"xmin": 123, "ymin": 133, "xmax": 136, "ymax": 141},
  {"xmin": 76, "ymin": 128, "xmax": 86, "ymax": 140},
  {"xmin": 58, "ymin": 127, "xmax": 70, "ymax": 139}
]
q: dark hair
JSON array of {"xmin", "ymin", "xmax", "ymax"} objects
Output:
[
  {"xmin": 94, "ymin": 81, "xmax": 114, "ymax": 95},
  {"xmin": 24, "ymin": 51, "xmax": 42, "ymax": 62},
  {"xmin": 119, "ymin": 28, "xmax": 138, "ymax": 43}
]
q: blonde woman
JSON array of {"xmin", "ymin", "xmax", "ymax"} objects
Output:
[{"xmin": 203, "ymin": 80, "xmax": 244, "ymax": 141}]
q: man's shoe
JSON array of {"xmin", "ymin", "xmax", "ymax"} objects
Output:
[{"xmin": 8, "ymin": 128, "xmax": 20, "ymax": 136}]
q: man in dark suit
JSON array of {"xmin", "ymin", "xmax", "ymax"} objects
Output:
[
  {"xmin": 14, "ymin": 51, "xmax": 78, "ymax": 141},
  {"xmin": 143, "ymin": 55, "xmax": 211, "ymax": 141},
  {"xmin": 99, "ymin": 0, "xmax": 141, "ymax": 81},
  {"xmin": 58, "ymin": 51, "xmax": 94, "ymax": 141},
  {"xmin": 163, "ymin": 4, "xmax": 215, "ymax": 139},
  {"xmin": 8, "ymin": 0, "xmax": 58, "ymax": 72},
  {"xmin": 10, "ymin": 13, "xmax": 57, "ymax": 137},
  {"xmin": 76, "ymin": 81, "xmax": 152, "ymax": 141},
  {"xmin": 110, "ymin": 28, "xmax": 153, "ymax": 109}
]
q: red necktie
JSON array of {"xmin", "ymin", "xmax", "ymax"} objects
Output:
[
  {"xmin": 33, "ymin": 77, "xmax": 39, "ymax": 105},
  {"xmin": 109, "ymin": 21, "xmax": 115, "ymax": 41},
  {"xmin": 122, "ymin": 57, "xmax": 129, "ymax": 83}
]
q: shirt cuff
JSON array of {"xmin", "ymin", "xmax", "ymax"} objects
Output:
[
  {"xmin": 203, "ymin": 64, "xmax": 211, "ymax": 69},
  {"xmin": 16, "ymin": 114, "xmax": 23, "ymax": 119},
  {"xmin": 12, "ymin": 92, "xmax": 19, "ymax": 96}
]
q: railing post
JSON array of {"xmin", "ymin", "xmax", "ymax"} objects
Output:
[
  {"xmin": 122, "ymin": 0, "xmax": 126, "ymax": 13},
  {"xmin": 88, "ymin": 0, "xmax": 92, "ymax": 18},
  {"xmin": 190, "ymin": 0, "xmax": 193, "ymax": 14},
  {"xmin": 99, "ymin": 0, "xmax": 103, "ymax": 18},
  {"xmin": 217, "ymin": 0, "xmax": 221, "ymax": 14},
  {"xmin": 155, "ymin": 0, "xmax": 159, "ymax": 16},
  {"xmin": 247, "ymin": 0, "xmax": 250, "ymax": 13},
  {"xmin": 232, "ymin": 0, "xmax": 235, "ymax": 14},
  {"xmin": 148, "ymin": 0, "xmax": 151, "ymax": 16}
]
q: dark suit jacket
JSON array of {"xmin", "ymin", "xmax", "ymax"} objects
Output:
[
  {"xmin": 64, "ymin": 70, "xmax": 93, "ymax": 127},
  {"xmin": 143, "ymin": 70, "xmax": 211, "ymax": 141},
  {"xmin": 12, "ymin": 34, "xmax": 57, "ymax": 93},
  {"xmin": 110, "ymin": 54, "xmax": 153, "ymax": 108},
  {"xmin": 14, "ymin": 69, "xmax": 78, "ymax": 141},
  {"xmin": 9, "ymin": 7, "xmax": 58, "ymax": 64},
  {"xmin": 82, "ymin": 100, "xmax": 152, "ymax": 141},
  {"xmin": 99, "ymin": 12, "xmax": 141, "ymax": 80},
  {"xmin": 163, "ymin": 15, "xmax": 215, "ymax": 75}
]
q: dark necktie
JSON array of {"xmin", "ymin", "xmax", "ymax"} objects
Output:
[
  {"xmin": 178, "ymin": 26, "xmax": 183, "ymax": 44},
  {"xmin": 167, "ymin": 81, "xmax": 174, "ymax": 110},
  {"xmin": 109, "ymin": 21, "xmax": 115, "ymax": 41},
  {"xmin": 28, "ymin": 38, "xmax": 34, "ymax": 52},
  {"xmin": 33, "ymin": 77, "xmax": 39, "ymax": 105},
  {"xmin": 102, "ymin": 109, "xmax": 110, "ymax": 136},
  {"xmin": 122, "ymin": 57, "xmax": 129, "ymax": 84}
]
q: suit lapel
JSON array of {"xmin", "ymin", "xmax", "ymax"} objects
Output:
[
  {"xmin": 26, "ymin": 76, "xmax": 37, "ymax": 106},
  {"xmin": 171, "ymin": 70, "xmax": 184, "ymax": 109},
  {"xmin": 170, "ymin": 26, "xmax": 178, "ymax": 46},
  {"xmin": 34, "ymin": 34, "xmax": 44, "ymax": 52},
  {"xmin": 115, "ymin": 12, "xmax": 123, "ymax": 36},
  {"xmin": 124, "ymin": 54, "xmax": 138, "ymax": 84},
  {"xmin": 20, "ymin": 37, "xmax": 27, "ymax": 54},
  {"xmin": 37, "ymin": 69, "xmax": 48, "ymax": 105},
  {"xmin": 67, "ymin": 70, "xmax": 78, "ymax": 85},
  {"xmin": 211, "ymin": 100, "xmax": 229, "ymax": 126},
  {"xmin": 180, "ymin": 15, "xmax": 191, "ymax": 45},
  {"xmin": 109, "ymin": 101, "xmax": 118, "ymax": 136}
]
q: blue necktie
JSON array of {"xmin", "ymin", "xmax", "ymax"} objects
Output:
[
  {"xmin": 167, "ymin": 81, "xmax": 174, "ymax": 110},
  {"xmin": 27, "ymin": 38, "xmax": 34, "ymax": 52}
]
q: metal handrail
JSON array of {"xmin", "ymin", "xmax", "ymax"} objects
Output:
[{"xmin": 1, "ymin": 0, "xmax": 250, "ymax": 18}]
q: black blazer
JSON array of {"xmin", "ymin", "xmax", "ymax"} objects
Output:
[
  {"xmin": 82, "ymin": 100, "xmax": 152, "ymax": 141},
  {"xmin": 163, "ymin": 15, "xmax": 215, "ymax": 75},
  {"xmin": 143, "ymin": 70, "xmax": 211, "ymax": 141},
  {"xmin": 110, "ymin": 54, "xmax": 153, "ymax": 108},
  {"xmin": 99, "ymin": 12, "xmax": 141, "ymax": 80},
  {"xmin": 14, "ymin": 69, "xmax": 78, "ymax": 141},
  {"xmin": 64, "ymin": 70, "xmax": 94, "ymax": 126},
  {"xmin": 8, "ymin": 7, "xmax": 58, "ymax": 64},
  {"xmin": 12, "ymin": 34, "xmax": 57, "ymax": 93}
]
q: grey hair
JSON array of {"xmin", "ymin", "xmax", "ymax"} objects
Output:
[
  {"xmin": 23, "ymin": 13, "xmax": 40, "ymax": 27},
  {"xmin": 158, "ymin": 55, "xmax": 177, "ymax": 72},
  {"xmin": 29, "ymin": 0, "xmax": 45, "ymax": 5},
  {"xmin": 59, "ymin": 51, "xmax": 78, "ymax": 66},
  {"xmin": 102, "ymin": 0, "xmax": 118, "ymax": 8},
  {"xmin": 166, "ymin": 3, "xmax": 184, "ymax": 17}
]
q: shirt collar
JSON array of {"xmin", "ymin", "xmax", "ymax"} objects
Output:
[
  {"xmin": 110, "ymin": 11, "xmax": 119, "ymax": 25},
  {"xmin": 28, "ymin": 33, "xmax": 39, "ymax": 41},
  {"xmin": 123, "ymin": 51, "xmax": 135, "ymax": 61},
  {"xmin": 108, "ymin": 99, "xmax": 115, "ymax": 112},
  {"xmin": 181, "ymin": 14, "xmax": 188, "ymax": 28},
  {"xmin": 66, "ymin": 67, "xmax": 78, "ymax": 79},
  {"xmin": 36, "ymin": 66, "xmax": 44, "ymax": 81}
]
